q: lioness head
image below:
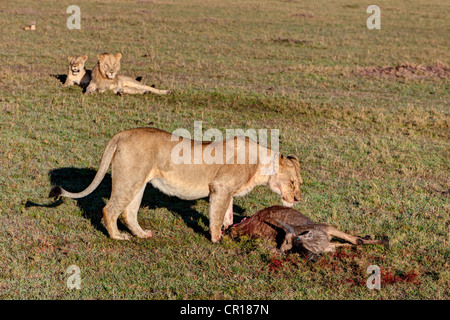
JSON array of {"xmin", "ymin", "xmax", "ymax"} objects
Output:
[
  {"xmin": 68, "ymin": 55, "xmax": 88, "ymax": 76},
  {"xmin": 269, "ymin": 155, "xmax": 303, "ymax": 207},
  {"xmin": 97, "ymin": 52, "xmax": 122, "ymax": 79}
]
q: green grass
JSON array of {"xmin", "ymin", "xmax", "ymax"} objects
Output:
[{"xmin": 0, "ymin": 0, "xmax": 449, "ymax": 299}]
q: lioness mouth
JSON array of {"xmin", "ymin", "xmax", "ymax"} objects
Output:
[{"xmin": 282, "ymin": 199, "xmax": 295, "ymax": 208}]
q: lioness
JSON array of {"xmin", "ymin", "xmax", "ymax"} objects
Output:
[
  {"xmin": 49, "ymin": 128, "xmax": 302, "ymax": 243},
  {"xmin": 85, "ymin": 53, "xmax": 170, "ymax": 95},
  {"xmin": 63, "ymin": 55, "xmax": 91, "ymax": 88}
]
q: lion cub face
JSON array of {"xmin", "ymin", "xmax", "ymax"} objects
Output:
[
  {"xmin": 97, "ymin": 53, "xmax": 122, "ymax": 79},
  {"xmin": 269, "ymin": 155, "xmax": 303, "ymax": 207},
  {"xmin": 68, "ymin": 55, "xmax": 88, "ymax": 75}
]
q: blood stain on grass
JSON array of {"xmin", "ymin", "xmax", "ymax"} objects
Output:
[{"xmin": 382, "ymin": 269, "xmax": 421, "ymax": 285}]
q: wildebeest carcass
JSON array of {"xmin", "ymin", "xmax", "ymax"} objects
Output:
[{"xmin": 228, "ymin": 206, "xmax": 388, "ymax": 261}]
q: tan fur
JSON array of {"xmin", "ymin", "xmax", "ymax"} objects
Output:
[
  {"xmin": 49, "ymin": 128, "xmax": 303, "ymax": 243},
  {"xmin": 63, "ymin": 55, "xmax": 91, "ymax": 88},
  {"xmin": 24, "ymin": 21, "xmax": 36, "ymax": 30},
  {"xmin": 85, "ymin": 53, "xmax": 170, "ymax": 95}
]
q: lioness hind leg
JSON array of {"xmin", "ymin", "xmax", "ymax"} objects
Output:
[
  {"xmin": 144, "ymin": 87, "xmax": 171, "ymax": 95},
  {"xmin": 103, "ymin": 184, "xmax": 147, "ymax": 240},
  {"xmin": 102, "ymin": 204, "xmax": 131, "ymax": 240},
  {"xmin": 120, "ymin": 87, "xmax": 147, "ymax": 95},
  {"xmin": 120, "ymin": 77, "xmax": 170, "ymax": 95},
  {"xmin": 121, "ymin": 186, "xmax": 153, "ymax": 238}
]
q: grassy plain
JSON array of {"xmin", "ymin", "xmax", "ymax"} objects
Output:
[{"xmin": 0, "ymin": 0, "xmax": 448, "ymax": 299}]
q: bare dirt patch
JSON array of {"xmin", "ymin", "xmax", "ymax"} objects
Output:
[
  {"xmin": 291, "ymin": 12, "xmax": 315, "ymax": 18},
  {"xmin": 357, "ymin": 62, "xmax": 450, "ymax": 79},
  {"xmin": 270, "ymin": 37, "xmax": 312, "ymax": 46}
]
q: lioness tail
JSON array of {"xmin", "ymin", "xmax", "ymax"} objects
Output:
[{"xmin": 48, "ymin": 137, "xmax": 118, "ymax": 199}]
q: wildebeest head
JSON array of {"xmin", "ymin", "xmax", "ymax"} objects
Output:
[{"xmin": 275, "ymin": 219, "xmax": 330, "ymax": 262}]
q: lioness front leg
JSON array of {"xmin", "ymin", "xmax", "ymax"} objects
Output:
[
  {"xmin": 222, "ymin": 198, "xmax": 234, "ymax": 230},
  {"xmin": 85, "ymin": 82, "xmax": 97, "ymax": 94},
  {"xmin": 208, "ymin": 184, "xmax": 233, "ymax": 243},
  {"xmin": 63, "ymin": 79, "xmax": 74, "ymax": 87}
]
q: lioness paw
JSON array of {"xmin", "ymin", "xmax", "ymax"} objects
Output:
[
  {"xmin": 137, "ymin": 229, "xmax": 154, "ymax": 238},
  {"xmin": 211, "ymin": 233, "xmax": 222, "ymax": 243},
  {"xmin": 111, "ymin": 232, "xmax": 132, "ymax": 240}
]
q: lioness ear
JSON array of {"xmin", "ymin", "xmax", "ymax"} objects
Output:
[
  {"xmin": 115, "ymin": 53, "xmax": 122, "ymax": 61},
  {"xmin": 81, "ymin": 55, "xmax": 88, "ymax": 61},
  {"xmin": 97, "ymin": 53, "xmax": 104, "ymax": 61},
  {"xmin": 287, "ymin": 154, "xmax": 299, "ymax": 162},
  {"xmin": 67, "ymin": 56, "xmax": 73, "ymax": 62},
  {"xmin": 280, "ymin": 154, "xmax": 293, "ymax": 167}
]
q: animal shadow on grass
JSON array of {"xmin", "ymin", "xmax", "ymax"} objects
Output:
[
  {"xmin": 51, "ymin": 74, "xmax": 67, "ymax": 85},
  {"xmin": 50, "ymin": 74, "xmax": 146, "ymax": 93},
  {"xmin": 36, "ymin": 167, "xmax": 244, "ymax": 240},
  {"xmin": 50, "ymin": 74, "xmax": 89, "ymax": 93}
]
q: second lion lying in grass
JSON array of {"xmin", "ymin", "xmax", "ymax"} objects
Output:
[
  {"xmin": 63, "ymin": 55, "xmax": 91, "ymax": 89},
  {"xmin": 228, "ymin": 205, "xmax": 388, "ymax": 261},
  {"xmin": 85, "ymin": 52, "xmax": 170, "ymax": 96}
]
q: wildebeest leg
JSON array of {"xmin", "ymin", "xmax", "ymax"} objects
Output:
[
  {"xmin": 325, "ymin": 225, "xmax": 363, "ymax": 245},
  {"xmin": 326, "ymin": 225, "xmax": 388, "ymax": 246},
  {"xmin": 324, "ymin": 243, "xmax": 354, "ymax": 252}
]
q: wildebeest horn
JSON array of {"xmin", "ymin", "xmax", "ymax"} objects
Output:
[{"xmin": 274, "ymin": 219, "xmax": 295, "ymax": 234}]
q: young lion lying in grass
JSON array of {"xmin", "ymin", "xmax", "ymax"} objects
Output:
[
  {"xmin": 85, "ymin": 52, "xmax": 171, "ymax": 96},
  {"xmin": 63, "ymin": 55, "xmax": 91, "ymax": 88}
]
